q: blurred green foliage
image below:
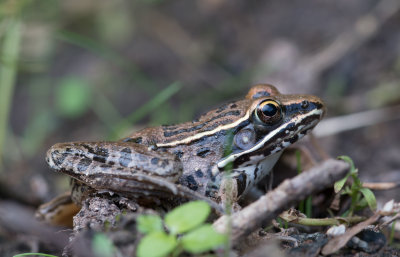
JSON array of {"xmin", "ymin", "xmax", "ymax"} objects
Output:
[
  {"xmin": 92, "ymin": 233, "xmax": 116, "ymax": 257},
  {"xmin": 55, "ymin": 77, "xmax": 92, "ymax": 118},
  {"xmin": 0, "ymin": 17, "xmax": 21, "ymax": 170}
]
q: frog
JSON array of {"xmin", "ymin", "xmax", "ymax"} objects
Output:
[{"xmin": 37, "ymin": 84, "xmax": 325, "ymax": 225}]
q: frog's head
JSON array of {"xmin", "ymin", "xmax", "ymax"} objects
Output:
[{"xmin": 217, "ymin": 84, "xmax": 325, "ymax": 170}]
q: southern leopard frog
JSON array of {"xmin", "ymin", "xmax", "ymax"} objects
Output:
[{"xmin": 38, "ymin": 84, "xmax": 325, "ymax": 223}]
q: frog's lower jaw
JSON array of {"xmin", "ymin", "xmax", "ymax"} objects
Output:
[
  {"xmin": 231, "ymin": 151, "xmax": 283, "ymax": 197},
  {"xmin": 210, "ymin": 151, "xmax": 283, "ymax": 201}
]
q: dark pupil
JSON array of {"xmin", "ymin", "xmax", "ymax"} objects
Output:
[{"xmin": 262, "ymin": 103, "xmax": 278, "ymax": 117}]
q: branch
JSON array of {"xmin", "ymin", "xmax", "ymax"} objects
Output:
[
  {"xmin": 213, "ymin": 159, "xmax": 350, "ymax": 244},
  {"xmin": 0, "ymin": 200, "xmax": 69, "ymax": 249}
]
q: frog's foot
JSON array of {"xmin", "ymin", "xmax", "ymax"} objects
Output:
[{"xmin": 36, "ymin": 192, "xmax": 80, "ymax": 227}]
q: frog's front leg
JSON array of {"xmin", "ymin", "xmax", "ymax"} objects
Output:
[{"xmin": 47, "ymin": 141, "xmax": 223, "ymax": 211}]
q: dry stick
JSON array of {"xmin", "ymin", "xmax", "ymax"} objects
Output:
[
  {"xmin": 0, "ymin": 200, "xmax": 69, "ymax": 249},
  {"xmin": 261, "ymin": 0, "xmax": 400, "ymax": 93},
  {"xmin": 321, "ymin": 212, "xmax": 381, "ymax": 255},
  {"xmin": 213, "ymin": 159, "xmax": 350, "ymax": 244},
  {"xmin": 304, "ymin": 0, "xmax": 400, "ymax": 75},
  {"xmin": 0, "ymin": 200, "xmax": 99, "ymax": 257},
  {"xmin": 362, "ymin": 182, "xmax": 400, "ymax": 191},
  {"xmin": 314, "ymin": 105, "xmax": 400, "ymax": 138}
]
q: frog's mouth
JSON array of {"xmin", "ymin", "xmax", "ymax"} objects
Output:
[{"xmin": 217, "ymin": 108, "xmax": 324, "ymax": 169}]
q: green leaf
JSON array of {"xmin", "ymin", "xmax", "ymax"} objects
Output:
[
  {"xmin": 338, "ymin": 156, "xmax": 356, "ymax": 172},
  {"xmin": 137, "ymin": 214, "xmax": 163, "ymax": 234},
  {"xmin": 137, "ymin": 232, "xmax": 177, "ymax": 257},
  {"xmin": 334, "ymin": 173, "xmax": 351, "ymax": 193},
  {"xmin": 165, "ymin": 201, "xmax": 210, "ymax": 235},
  {"xmin": 55, "ymin": 77, "xmax": 92, "ymax": 118},
  {"xmin": 359, "ymin": 188, "xmax": 377, "ymax": 211},
  {"xmin": 335, "ymin": 156, "xmax": 359, "ymax": 193},
  {"xmin": 92, "ymin": 233, "xmax": 115, "ymax": 257},
  {"xmin": 181, "ymin": 224, "xmax": 227, "ymax": 254}
]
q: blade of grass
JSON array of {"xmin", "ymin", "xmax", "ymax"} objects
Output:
[
  {"xmin": 0, "ymin": 18, "xmax": 21, "ymax": 171},
  {"xmin": 56, "ymin": 30, "xmax": 157, "ymax": 93},
  {"xmin": 295, "ymin": 150, "xmax": 312, "ymax": 217},
  {"xmin": 91, "ymin": 90, "xmax": 128, "ymax": 136},
  {"xmin": 110, "ymin": 81, "xmax": 181, "ymax": 139},
  {"xmin": 296, "ymin": 150, "xmax": 305, "ymax": 213}
]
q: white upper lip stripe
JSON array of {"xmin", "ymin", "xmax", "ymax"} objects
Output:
[{"xmin": 217, "ymin": 108, "xmax": 323, "ymax": 168}]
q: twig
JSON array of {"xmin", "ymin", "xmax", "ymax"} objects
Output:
[
  {"xmin": 321, "ymin": 212, "xmax": 381, "ymax": 255},
  {"xmin": 213, "ymin": 159, "xmax": 350, "ymax": 244},
  {"xmin": 280, "ymin": 209, "xmax": 366, "ymax": 226},
  {"xmin": 0, "ymin": 200, "xmax": 69, "ymax": 249},
  {"xmin": 304, "ymin": 0, "xmax": 400, "ymax": 75},
  {"xmin": 256, "ymin": 0, "xmax": 400, "ymax": 92},
  {"xmin": 362, "ymin": 182, "xmax": 400, "ymax": 191},
  {"xmin": 379, "ymin": 212, "xmax": 400, "ymax": 229},
  {"xmin": 314, "ymin": 105, "xmax": 400, "ymax": 137}
]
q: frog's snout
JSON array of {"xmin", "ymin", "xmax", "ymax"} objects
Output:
[{"xmin": 46, "ymin": 144, "xmax": 68, "ymax": 170}]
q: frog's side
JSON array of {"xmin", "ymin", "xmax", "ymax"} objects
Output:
[{"xmin": 44, "ymin": 84, "xmax": 325, "ymax": 211}]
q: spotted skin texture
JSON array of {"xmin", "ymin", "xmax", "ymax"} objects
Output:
[{"xmin": 46, "ymin": 84, "xmax": 325, "ymax": 205}]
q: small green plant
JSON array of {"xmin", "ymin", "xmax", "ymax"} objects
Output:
[
  {"xmin": 92, "ymin": 233, "xmax": 116, "ymax": 257},
  {"xmin": 136, "ymin": 201, "xmax": 227, "ymax": 257},
  {"xmin": 296, "ymin": 150, "xmax": 312, "ymax": 217},
  {"xmin": 335, "ymin": 156, "xmax": 377, "ymax": 216}
]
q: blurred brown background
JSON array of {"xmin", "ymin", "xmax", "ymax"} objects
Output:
[{"xmin": 0, "ymin": 0, "xmax": 400, "ymax": 216}]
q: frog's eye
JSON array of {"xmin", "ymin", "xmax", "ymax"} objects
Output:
[{"xmin": 255, "ymin": 100, "xmax": 282, "ymax": 124}]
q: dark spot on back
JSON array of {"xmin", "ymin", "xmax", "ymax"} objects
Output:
[
  {"xmin": 230, "ymin": 103, "xmax": 237, "ymax": 108},
  {"xmin": 174, "ymin": 150, "xmax": 184, "ymax": 159},
  {"xmin": 93, "ymin": 156, "xmax": 106, "ymax": 163},
  {"xmin": 151, "ymin": 157, "xmax": 159, "ymax": 165},
  {"xmin": 77, "ymin": 157, "xmax": 92, "ymax": 172},
  {"xmin": 215, "ymin": 105, "xmax": 228, "ymax": 113},
  {"xmin": 196, "ymin": 147, "xmax": 210, "ymax": 158},
  {"xmin": 100, "ymin": 164, "xmax": 112, "ymax": 169},
  {"xmin": 94, "ymin": 147, "xmax": 109, "ymax": 157},
  {"xmin": 185, "ymin": 175, "xmax": 198, "ymax": 191},
  {"xmin": 82, "ymin": 144, "xmax": 95, "ymax": 154},
  {"xmin": 123, "ymin": 137, "xmax": 142, "ymax": 144},
  {"xmin": 160, "ymin": 160, "xmax": 169, "ymax": 168},
  {"xmin": 195, "ymin": 169, "xmax": 203, "ymax": 178},
  {"xmin": 207, "ymin": 167, "xmax": 216, "ymax": 182},
  {"xmin": 119, "ymin": 147, "xmax": 132, "ymax": 167}
]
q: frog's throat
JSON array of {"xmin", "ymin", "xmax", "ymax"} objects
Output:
[{"xmin": 217, "ymin": 108, "xmax": 323, "ymax": 169}]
